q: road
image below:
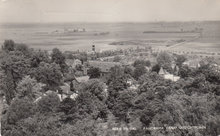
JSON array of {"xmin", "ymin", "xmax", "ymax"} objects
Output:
[{"xmin": 167, "ymin": 35, "xmax": 201, "ymax": 49}]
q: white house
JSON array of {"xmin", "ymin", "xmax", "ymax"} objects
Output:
[{"xmin": 159, "ymin": 67, "xmax": 180, "ymax": 82}]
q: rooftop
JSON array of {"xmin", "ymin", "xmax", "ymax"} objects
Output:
[{"xmin": 75, "ymin": 76, "xmax": 90, "ymax": 83}]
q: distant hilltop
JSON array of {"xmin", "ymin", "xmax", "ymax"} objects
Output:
[{"xmin": 143, "ymin": 27, "xmax": 203, "ymax": 33}]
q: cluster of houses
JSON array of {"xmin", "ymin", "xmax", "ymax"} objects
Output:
[{"xmin": 33, "ymin": 45, "xmax": 220, "ymax": 103}]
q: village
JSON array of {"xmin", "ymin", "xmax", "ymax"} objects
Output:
[
  {"xmin": 0, "ymin": 40, "xmax": 220, "ymax": 136},
  {"xmin": 36, "ymin": 43, "xmax": 220, "ymax": 102}
]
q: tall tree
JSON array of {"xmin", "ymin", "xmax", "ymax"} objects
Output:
[
  {"xmin": 31, "ymin": 62, "xmax": 63, "ymax": 90},
  {"xmin": 113, "ymin": 56, "xmax": 121, "ymax": 62},
  {"xmin": 111, "ymin": 90, "xmax": 136, "ymax": 122},
  {"xmin": 51, "ymin": 48, "xmax": 68, "ymax": 74},
  {"xmin": 133, "ymin": 65, "xmax": 146, "ymax": 80},
  {"xmin": 133, "ymin": 59, "xmax": 151, "ymax": 67},
  {"xmin": 59, "ymin": 79, "xmax": 108, "ymax": 123},
  {"xmin": 2, "ymin": 40, "xmax": 15, "ymax": 52},
  {"xmin": 5, "ymin": 98, "xmax": 35, "ymax": 124},
  {"xmin": 15, "ymin": 44, "xmax": 30, "ymax": 57},
  {"xmin": 16, "ymin": 76, "xmax": 45, "ymax": 100},
  {"xmin": 30, "ymin": 50, "xmax": 50, "ymax": 67},
  {"xmin": 0, "ymin": 51, "xmax": 30, "ymax": 104},
  {"xmin": 175, "ymin": 54, "xmax": 187, "ymax": 67},
  {"xmin": 37, "ymin": 92, "xmax": 60, "ymax": 113},
  {"xmin": 156, "ymin": 52, "xmax": 173, "ymax": 72},
  {"xmin": 151, "ymin": 64, "xmax": 161, "ymax": 73},
  {"xmin": 87, "ymin": 67, "xmax": 101, "ymax": 79}
]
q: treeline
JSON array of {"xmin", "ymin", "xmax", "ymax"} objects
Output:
[{"xmin": 0, "ymin": 40, "xmax": 220, "ymax": 136}]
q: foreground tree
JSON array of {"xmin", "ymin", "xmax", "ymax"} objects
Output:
[
  {"xmin": 16, "ymin": 76, "xmax": 45, "ymax": 101},
  {"xmin": 37, "ymin": 92, "xmax": 60, "ymax": 113},
  {"xmin": 156, "ymin": 52, "xmax": 173, "ymax": 72},
  {"xmin": 51, "ymin": 48, "xmax": 68, "ymax": 74},
  {"xmin": 133, "ymin": 65, "xmax": 146, "ymax": 80},
  {"xmin": 175, "ymin": 54, "xmax": 187, "ymax": 67},
  {"xmin": 178, "ymin": 65, "xmax": 193, "ymax": 78},
  {"xmin": 111, "ymin": 90, "xmax": 136, "ymax": 122},
  {"xmin": 87, "ymin": 67, "xmax": 101, "ymax": 79},
  {"xmin": 2, "ymin": 40, "xmax": 15, "ymax": 52},
  {"xmin": 59, "ymin": 79, "xmax": 108, "ymax": 123},
  {"xmin": 113, "ymin": 55, "xmax": 121, "ymax": 62},
  {"xmin": 15, "ymin": 44, "xmax": 30, "ymax": 57},
  {"xmin": 151, "ymin": 64, "xmax": 161, "ymax": 73},
  {"xmin": 4, "ymin": 98, "xmax": 35, "ymax": 125},
  {"xmin": 30, "ymin": 50, "xmax": 50, "ymax": 67},
  {"xmin": 31, "ymin": 62, "xmax": 63, "ymax": 90},
  {"xmin": 0, "ymin": 51, "xmax": 30, "ymax": 104},
  {"xmin": 133, "ymin": 59, "xmax": 151, "ymax": 67}
]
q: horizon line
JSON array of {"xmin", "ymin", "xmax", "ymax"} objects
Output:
[{"xmin": 1, "ymin": 20, "xmax": 220, "ymax": 24}]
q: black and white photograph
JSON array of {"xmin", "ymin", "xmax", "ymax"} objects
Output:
[{"xmin": 0, "ymin": 0, "xmax": 220, "ymax": 136}]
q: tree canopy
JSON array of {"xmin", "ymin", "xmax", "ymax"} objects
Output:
[{"xmin": 87, "ymin": 67, "xmax": 101, "ymax": 79}]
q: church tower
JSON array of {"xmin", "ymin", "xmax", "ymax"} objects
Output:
[
  {"xmin": 91, "ymin": 45, "xmax": 96, "ymax": 60},
  {"xmin": 92, "ymin": 45, "xmax": 95, "ymax": 52}
]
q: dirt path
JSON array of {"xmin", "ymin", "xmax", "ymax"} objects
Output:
[{"xmin": 167, "ymin": 35, "xmax": 201, "ymax": 49}]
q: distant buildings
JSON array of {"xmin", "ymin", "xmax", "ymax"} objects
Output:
[
  {"xmin": 183, "ymin": 59, "xmax": 201, "ymax": 68},
  {"xmin": 64, "ymin": 28, "xmax": 86, "ymax": 33}
]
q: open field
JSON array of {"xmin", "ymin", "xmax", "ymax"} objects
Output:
[{"xmin": 0, "ymin": 21, "xmax": 219, "ymax": 52}]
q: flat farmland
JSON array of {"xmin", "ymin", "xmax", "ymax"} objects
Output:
[{"xmin": 0, "ymin": 21, "xmax": 219, "ymax": 52}]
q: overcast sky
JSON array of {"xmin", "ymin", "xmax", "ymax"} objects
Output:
[{"xmin": 0, "ymin": 0, "xmax": 220, "ymax": 23}]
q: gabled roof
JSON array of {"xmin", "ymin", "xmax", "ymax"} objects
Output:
[{"xmin": 159, "ymin": 67, "xmax": 166, "ymax": 75}]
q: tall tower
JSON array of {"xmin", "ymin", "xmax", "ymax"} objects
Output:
[
  {"xmin": 91, "ymin": 45, "xmax": 96, "ymax": 60},
  {"xmin": 92, "ymin": 45, "xmax": 95, "ymax": 52}
]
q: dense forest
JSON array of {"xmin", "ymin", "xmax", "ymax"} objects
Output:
[{"xmin": 0, "ymin": 40, "xmax": 220, "ymax": 136}]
